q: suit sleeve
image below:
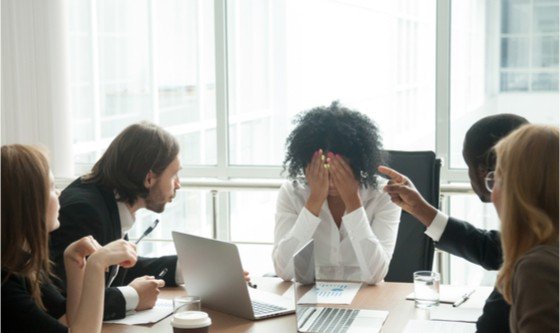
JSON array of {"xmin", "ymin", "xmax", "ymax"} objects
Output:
[
  {"xmin": 121, "ymin": 255, "xmax": 178, "ymax": 287},
  {"xmin": 475, "ymin": 287, "xmax": 511, "ymax": 333},
  {"xmin": 436, "ymin": 217, "xmax": 503, "ymax": 270}
]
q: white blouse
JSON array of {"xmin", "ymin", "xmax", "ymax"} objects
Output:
[{"xmin": 272, "ymin": 178, "xmax": 401, "ymax": 285}]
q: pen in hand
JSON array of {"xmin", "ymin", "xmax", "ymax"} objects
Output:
[
  {"xmin": 248, "ymin": 281, "xmax": 257, "ymax": 289},
  {"xmin": 453, "ymin": 289, "xmax": 476, "ymax": 307},
  {"xmin": 157, "ymin": 268, "xmax": 168, "ymax": 279},
  {"xmin": 135, "ymin": 219, "xmax": 160, "ymax": 245},
  {"xmin": 107, "ymin": 219, "xmax": 160, "ymax": 287}
]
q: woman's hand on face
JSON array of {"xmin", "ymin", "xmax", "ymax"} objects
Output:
[
  {"xmin": 89, "ymin": 239, "xmax": 137, "ymax": 269},
  {"xmin": 328, "ymin": 153, "xmax": 362, "ymax": 212},
  {"xmin": 304, "ymin": 149, "xmax": 330, "ymax": 216},
  {"xmin": 305, "ymin": 149, "xmax": 330, "ymax": 203},
  {"xmin": 64, "ymin": 236, "xmax": 103, "ymax": 269}
]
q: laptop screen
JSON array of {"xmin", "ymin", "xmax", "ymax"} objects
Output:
[{"xmin": 293, "ymin": 240, "xmax": 318, "ymax": 332}]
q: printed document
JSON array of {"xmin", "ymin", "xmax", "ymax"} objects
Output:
[
  {"xmin": 104, "ymin": 298, "xmax": 173, "ymax": 325},
  {"xmin": 298, "ymin": 282, "xmax": 361, "ymax": 304},
  {"xmin": 403, "ymin": 319, "xmax": 476, "ymax": 333},
  {"xmin": 429, "ymin": 307, "xmax": 483, "ymax": 323}
]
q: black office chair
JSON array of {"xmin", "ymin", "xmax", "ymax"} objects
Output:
[{"xmin": 382, "ymin": 150, "xmax": 441, "ymax": 282}]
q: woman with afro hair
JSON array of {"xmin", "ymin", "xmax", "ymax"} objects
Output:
[{"xmin": 272, "ymin": 101, "xmax": 401, "ymax": 284}]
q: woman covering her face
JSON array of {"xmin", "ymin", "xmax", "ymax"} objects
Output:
[
  {"xmin": 491, "ymin": 125, "xmax": 559, "ymax": 332},
  {"xmin": 1, "ymin": 144, "xmax": 138, "ymax": 333},
  {"xmin": 272, "ymin": 101, "xmax": 401, "ymax": 284}
]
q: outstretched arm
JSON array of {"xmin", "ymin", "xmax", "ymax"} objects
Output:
[{"xmin": 377, "ymin": 166, "xmax": 438, "ymax": 226}]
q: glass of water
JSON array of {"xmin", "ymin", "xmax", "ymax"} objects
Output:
[{"xmin": 413, "ymin": 271, "xmax": 440, "ymax": 308}]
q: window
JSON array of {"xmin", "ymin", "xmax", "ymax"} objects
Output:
[
  {"xmin": 227, "ymin": 0, "xmax": 436, "ymax": 168},
  {"xmin": 449, "ymin": 0, "xmax": 559, "ymax": 170},
  {"xmin": 67, "ymin": 0, "xmax": 558, "ymax": 280},
  {"xmin": 68, "ymin": 0, "xmax": 216, "ymax": 177},
  {"xmin": 500, "ymin": 0, "xmax": 559, "ymax": 92}
]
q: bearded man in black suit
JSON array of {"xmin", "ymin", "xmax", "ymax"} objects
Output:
[{"xmin": 50, "ymin": 122, "xmax": 182, "ymax": 320}]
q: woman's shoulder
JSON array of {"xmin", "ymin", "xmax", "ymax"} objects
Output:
[
  {"xmin": 515, "ymin": 244, "xmax": 559, "ymax": 276},
  {"xmin": 1, "ymin": 270, "xmax": 25, "ymax": 288},
  {"xmin": 280, "ymin": 179, "xmax": 307, "ymax": 193},
  {"xmin": 278, "ymin": 180, "xmax": 309, "ymax": 207}
]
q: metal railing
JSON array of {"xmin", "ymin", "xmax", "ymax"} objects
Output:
[
  {"xmin": 55, "ymin": 177, "xmax": 471, "ymax": 283},
  {"xmin": 55, "ymin": 177, "xmax": 472, "ymax": 241}
]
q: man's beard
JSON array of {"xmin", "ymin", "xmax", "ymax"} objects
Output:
[
  {"xmin": 145, "ymin": 199, "xmax": 166, "ymax": 213},
  {"xmin": 145, "ymin": 188, "xmax": 167, "ymax": 213}
]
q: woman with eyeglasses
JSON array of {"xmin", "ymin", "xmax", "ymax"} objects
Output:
[
  {"xmin": 1, "ymin": 144, "xmax": 138, "ymax": 333},
  {"xmin": 272, "ymin": 102, "xmax": 401, "ymax": 284},
  {"xmin": 490, "ymin": 124, "xmax": 558, "ymax": 332}
]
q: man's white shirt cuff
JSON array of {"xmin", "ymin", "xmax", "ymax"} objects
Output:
[
  {"xmin": 117, "ymin": 286, "xmax": 139, "ymax": 311},
  {"xmin": 424, "ymin": 211, "xmax": 449, "ymax": 242}
]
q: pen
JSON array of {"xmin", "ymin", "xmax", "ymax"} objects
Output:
[
  {"xmin": 135, "ymin": 219, "xmax": 160, "ymax": 245},
  {"xmin": 248, "ymin": 281, "xmax": 257, "ymax": 289},
  {"xmin": 453, "ymin": 289, "xmax": 476, "ymax": 307},
  {"xmin": 107, "ymin": 219, "xmax": 160, "ymax": 287},
  {"xmin": 157, "ymin": 268, "xmax": 168, "ymax": 279}
]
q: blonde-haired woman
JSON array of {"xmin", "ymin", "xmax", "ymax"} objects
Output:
[
  {"xmin": 1, "ymin": 144, "xmax": 138, "ymax": 333},
  {"xmin": 488, "ymin": 125, "xmax": 558, "ymax": 332}
]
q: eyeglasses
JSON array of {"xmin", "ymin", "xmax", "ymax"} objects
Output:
[{"xmin": 484, "ymin": 171, "xmax": 496, "ymax": 192}]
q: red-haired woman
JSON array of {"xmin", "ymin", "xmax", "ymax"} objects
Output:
[{"xmin": 1, "ymin": 144, "xmax": 138, "ymax": 333}]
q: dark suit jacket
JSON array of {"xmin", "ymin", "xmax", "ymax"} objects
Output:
[
  {"xmin": 437, "ymin": 217, "xmax": 510, "ymax": 333},
  {"xmin": 49, "ymin": 178, "xmax": 178, "ymax": 320}
]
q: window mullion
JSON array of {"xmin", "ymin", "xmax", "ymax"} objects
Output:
[
  {"xmin": 214, "ymin": 0, "xmax": 231, "ymax": 241},
  {"xmin": 90, "ymin": 0, "xmax": 102, "ymax": 160},
  {"xmin": 436, "ymin": 0, "xmax": 452, "ymax": 184},
  {"xmin": 148, "ymin": 0, "xmax": 159, "ymax": 124},
  {"xmin": 214, "ymin": 0, "xmax": 229, "ymax": 180}
]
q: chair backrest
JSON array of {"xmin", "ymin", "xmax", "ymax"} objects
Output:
[{"xmin": 383, "ymin": 150, "xmax": 441, "ymax": 282}]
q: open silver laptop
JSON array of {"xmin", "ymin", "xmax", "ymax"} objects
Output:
[
  {"xmin": 293, "ymin": 240, "xmax": 388, "ymax": 333},
  {"xmin": 172, "ymin": 231, "xmax": 294, "ymax": 320}
]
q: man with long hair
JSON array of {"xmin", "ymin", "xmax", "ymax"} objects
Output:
[{"xmin": 50, "ymin": 122, "xmax": 182, "ymax": 320}]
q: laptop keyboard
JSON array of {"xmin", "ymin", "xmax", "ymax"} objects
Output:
[
  {"xmin": 299, "ymin": 307, "xmax": 359, "ymax": 333},
  {"xmin": 251, "ymin": 300, "xmax": 287, "ymax": 316}
]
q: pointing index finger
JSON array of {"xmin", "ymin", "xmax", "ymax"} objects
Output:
[{"xmin": 378, "ymin": 166, "xmax": 405, "ymax": 183}]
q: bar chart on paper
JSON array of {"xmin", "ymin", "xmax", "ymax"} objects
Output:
[{"xmin": 298, "ymin": 282, "xmax": 362, "ymax": 304}]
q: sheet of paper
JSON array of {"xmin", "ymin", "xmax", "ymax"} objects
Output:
[
  {"xmin": 298, "ymin": 282, "xmax": 361, "ymax": 304},
  {"xmin": 104, "ymin": 298, "xmax": 174, "ymax": 325},
  {"xmin": 429, "ymin": 307, "xmax": 483, "ymax": 323},
  {"xmin": 403, "ymin": 319, "xmax": 476, "ymax": 333}
]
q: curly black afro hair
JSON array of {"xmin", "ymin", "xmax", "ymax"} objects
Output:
[{"xmin": 283, "ymin": 101, "xmax": 384, "ymax": 188}]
